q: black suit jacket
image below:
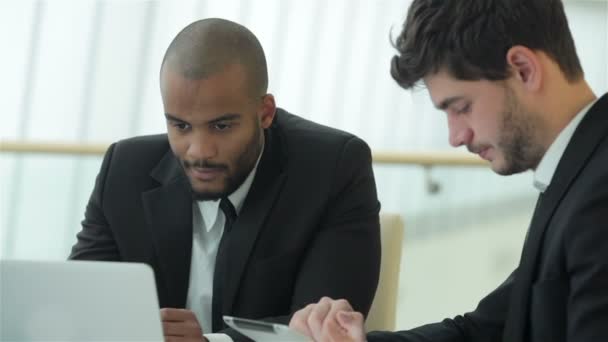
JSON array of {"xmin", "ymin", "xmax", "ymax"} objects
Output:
[
  {"xmin": 369, "ymin": 94, "xmax": 608, "ymax": 342},
  {"xmin": 70, "ymin": 109, "xmax": 381, "ymax": 341}
]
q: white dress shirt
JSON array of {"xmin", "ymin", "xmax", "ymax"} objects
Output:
[
  {"xmin": 533, "ymin": 99, "xmax": 597, "ymax": 192},
  {"xmin": 186, "ymin": 148, "xmax": 263, "ymax": 342}
]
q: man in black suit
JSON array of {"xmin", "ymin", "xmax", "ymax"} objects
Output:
[
  {"xmin": 290, "ymin": 0, "xmax": 608, "ymax": 341},
  {"xmin": 69, "ymin": 18, "xmax": 381, "ymax": 342}
]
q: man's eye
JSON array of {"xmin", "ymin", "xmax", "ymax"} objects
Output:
[
  {"xmin": 457, "ymin": 104, "xmax": 471, "ymax": 114},
  {"xmin": 213, "ymin": 123, "xmax": 231, "ymax": 131},
  {"xmin": 173, "ymin": 122, "xmax": 190, "ymax": 130}
]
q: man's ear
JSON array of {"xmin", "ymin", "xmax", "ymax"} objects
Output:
[
  {"xmin": 259, "ymin": 94, "xmax": 276, "ymax": 129},
  {"xmin": 506, "ymin": 45, "xmax": 542, "ymax": 92}
]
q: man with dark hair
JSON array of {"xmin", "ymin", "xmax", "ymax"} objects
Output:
[
  {"xmin": 289, "ymin": 0, "xmax": 608, "ymax": 341},
  {"xmin": 70, "ymin": 18, "xmax": 381, "ymax": 342}
]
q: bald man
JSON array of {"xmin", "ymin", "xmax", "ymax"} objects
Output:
[{"xmin": 69, "ymin": 18, "xmax": 380, "ymax": 342}]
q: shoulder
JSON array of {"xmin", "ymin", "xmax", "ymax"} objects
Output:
[
  {"xmin": 111, "ymin": 134, "xmax": 169, "ymax": 155},
  {"xmin": 274, "ymin": 108, "xmax": 370, "ymax": 157},
  {"xmin": 561, "ymin": 132, "xmax": 608, "ymax": 253},
  {"xmin": 103, "ymin": 134, "xmax": 171, "ymax": 174},
  {"xmin": 275, "ymin": 108, "xmax": 355, "ymax": 141}
]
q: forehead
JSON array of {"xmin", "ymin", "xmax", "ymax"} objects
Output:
[
  {"xmin": 160, "ymin": 63, "xmax": 251, "ymax": 111},
  {"xmin": 423, "ymin": 70, "xmax": 504, "ymax": 108}
]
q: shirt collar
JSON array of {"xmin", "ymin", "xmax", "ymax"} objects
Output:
[
  {"xmin": 533, "ymin": 99, "xmax": 597, "ymax": 193},
  {"xmin": 198, "ymin": 144, "xmax": 264, "ymax": 232}
]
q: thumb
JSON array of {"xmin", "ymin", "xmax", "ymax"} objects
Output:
[
  {"xmin": 337, "ymin": 311, "xmax": 366, "ymax": 341},
  {"xmin": 337, "ymin": 311, "xmax": 362, "ymax": 328}
]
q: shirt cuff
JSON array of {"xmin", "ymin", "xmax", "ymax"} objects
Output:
[{"xmin": 204, "ymin": 333, "xmax": 234, "ymax": 342}]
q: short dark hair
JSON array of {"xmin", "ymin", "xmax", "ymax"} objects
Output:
[
  {"xmin": 390, "ymin": 0, "xmax": 584, "ymax": 89},
  {"xmin": 161, "ymin": 18, "xmax": 268, "ymax": 97}
]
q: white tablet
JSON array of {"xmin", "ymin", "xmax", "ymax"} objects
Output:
[{"xmin": 223, "ymin": 316, "xmax": 310, "ymax": 341}]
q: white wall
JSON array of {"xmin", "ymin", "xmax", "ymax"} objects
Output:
[{"xmin": 0, "ymin": 0, "xmax": 606, "ymax": 329}]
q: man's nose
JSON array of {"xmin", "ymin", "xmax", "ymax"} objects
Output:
[
  {"xmin": 447, "ymin": 115, "xmax": 473, "ymax": 147},
  {"xmin": 186, "ymin": 132, "xmax": 217, "ymax": 160}
]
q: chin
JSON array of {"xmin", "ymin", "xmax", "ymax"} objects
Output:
[
  {"xmin": 489, "ymin": 159, "xmax": 510, "ymax": 176},
  {"xmin": 190, "ymin": 183, "xmax": 228, "ymax": 200},
  {"xmin": 491, "ymin": 162, "xmax": 526, "ymax": 176},
  {"xmin": 492, "ymin": 167, "xmax": 514, "ymax": 176},
  {"xmin": 191, "ymin": 190, "xmax": 226, "ymax": 201}
]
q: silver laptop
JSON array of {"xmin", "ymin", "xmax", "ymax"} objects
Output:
[{"xmin": 0, "ymin": 259, "xmax": 163, "ymax": 341}]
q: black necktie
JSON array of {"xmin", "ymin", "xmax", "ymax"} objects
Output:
[{"xmin": 211, "ymin": 197, "xmax": 237, "ymax": 332}]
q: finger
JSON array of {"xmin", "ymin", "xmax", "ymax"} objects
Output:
[
  {"xmin": 330, "ymin": 298, "xmax": 354, "ymax": 313},
  {"xmin": 319, "ymin": 299, "xmax": 354, "ymax": 335},
  {"xmin": 165, "ymin": 338, "xmax": 202, "ymax": 342},
  {"xmin": 162, "ymin": 321, "xmax": 203, "ymax": 337},
  {"xmin": 164, "ymin": 336, "xmax": 184, "ymax": 342},
  {"xmin": 336, "ymin": 311, "xmax": 364, "ymax": 327},
  {"xmin": 308, "ymin": 297, "xmax": 333, "ymax": 341},
  {"xmin": 160, "ymin": 308, "xmax": 197, "ymax": 322},
  {"xmin": 164, "ymin": 337, "xmax": 203, "ymax": 342},
  {"xmin": 337, "ymin": 311, "xmax": 365, "ymax": 341},
  {"xmin": 322, "ymin": 317, "xmax": 351, "ymax": 342},
  {"xmin": 290, "ymin": 304, "xmax": 315, "ymax": 337},
  {"xmin": 316, "ymin": 300, "xmax": 359, "ymax": 342},
  {"xmin": 325, "ymin": 299, "xmax": 353, "ymax": 324}
]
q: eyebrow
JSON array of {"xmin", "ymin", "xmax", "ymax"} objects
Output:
[
  {"xmin": 206, "ymin": 113, "xmax": 241, "ymax": 125},
  {"xmin": 164, "ymin": 113, "xmax": 242, "ymax": 125},
  {"xmin": 436, "ymin": 96, "xmax": 465, "ymax": 110},
  {"xmin": 165, "ymin": 113, "xmax": 186, "ymax": 122}
]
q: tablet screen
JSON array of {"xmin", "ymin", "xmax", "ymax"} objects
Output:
[{"xmin": 223, "ymin": 316, "xmax": 309, "ymax": 342}]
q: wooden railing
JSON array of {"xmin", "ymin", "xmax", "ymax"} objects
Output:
[{"xmin": 0, "ymin": 141, "xmax": 487, "ymax": 167}]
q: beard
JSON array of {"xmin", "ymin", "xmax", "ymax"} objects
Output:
[
  {"xmin": 493, "ymin": 87, "xmax": 546, "ymax": 175},
  {"xmin": 182, "ymin": 124, "xmax": 263, "ymax": 201}
]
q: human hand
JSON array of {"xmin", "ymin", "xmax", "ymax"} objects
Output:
[
  {"xmin": 160, "ymin": 308, "xmax": 208, "ymax": 342},
  {"xmin": 289, "ymin": 297, "xmax": 366, "ymax": 342}
]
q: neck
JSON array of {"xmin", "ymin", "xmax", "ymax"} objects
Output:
[{"xmin": 539, "ymin": 79, "xmax": 596, "ymax": 151}]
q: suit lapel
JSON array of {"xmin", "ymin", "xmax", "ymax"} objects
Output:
[
  {"xmin": 142, "ymin": 151, "xmax": 193, "ymax": 308},
  {"xmin": 222, "ymin": 124, "xmax": 288, "ymax": 314},
  {"xmin": 504, "ymin": 94, "xmax": 608, "ymax": 341}
]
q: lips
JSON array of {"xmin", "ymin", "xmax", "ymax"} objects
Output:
[
  {"xmin": 188, "ymin": 167, "xmax": 225, "ymax": 181},
  {"xmin": 478, "ymin": 148, "xmax": 491, "ymax": 161}
]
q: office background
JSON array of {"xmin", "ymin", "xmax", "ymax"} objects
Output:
[{"xmin": 1, "ymin": 0, "xmax": 607, "ymax": 329}]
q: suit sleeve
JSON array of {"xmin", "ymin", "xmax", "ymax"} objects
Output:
[
  {"xmin": 564, "ymin": 160, "xmax": 608, "ymax": 341},
  {"xmin": 219, "ymin": 136, "xmax": 381, "ymax": 341},
  {"xmin": 69, "ymin": 143, "xmax": 121, "ymax": 261},
  {"xmin": 367, "ymin": 269, "xmax": 515, "ymax": 342},
  {"xmin": 290, "ymin": 136, "xmax": 381, "ymax": 315}
]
